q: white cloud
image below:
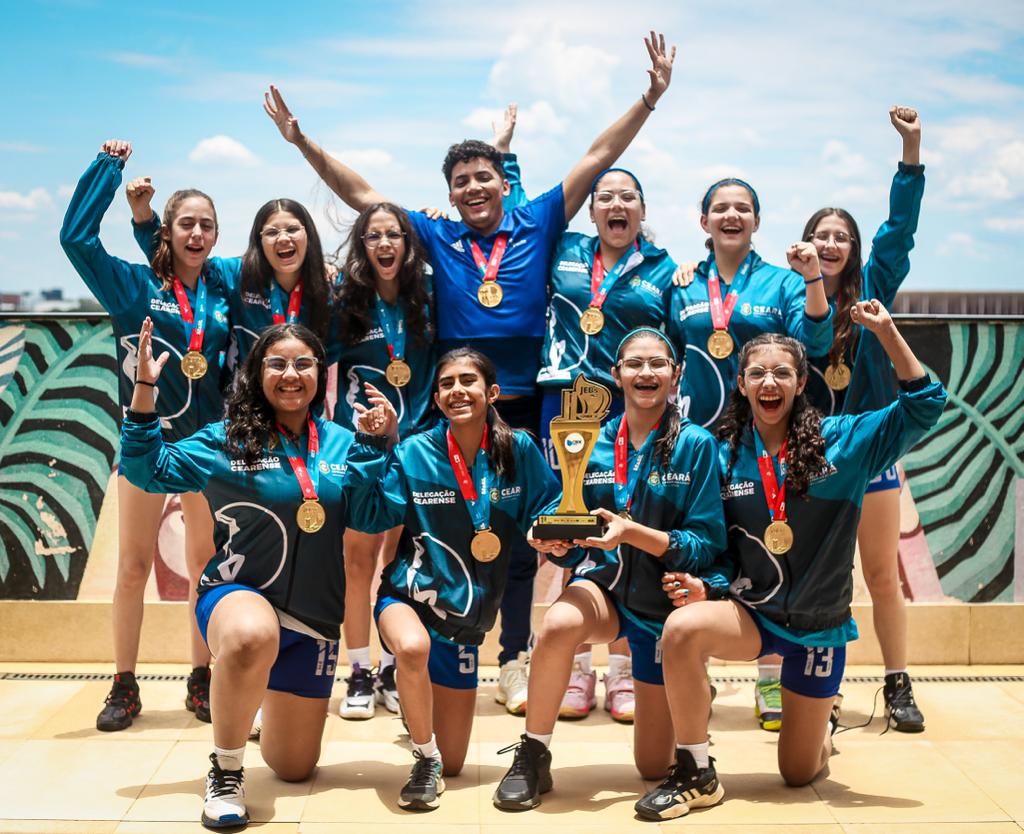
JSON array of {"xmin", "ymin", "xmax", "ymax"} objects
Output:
[
  {"xmin": 822, "ymin": 140, "xmax": 873, "ymax": 180},
  {"xmin": 0, "ymin": 142, "xmax": 46, "ymax": 153},
  {"xmin": 57, "ymin": 184, "xmax": 75, "ymax": 199},
  {"xmin": 984, "ymin": 216, "xmax": 1024, "ymax": 232},
  {"xmin": 461, "ymin": 101, "xmax": 568, "ymax": 138},
  {"xmin": 937, "ymin": 232, "xmax": 984, "ymax": 259},
  {"xmin": 187, "ymin": 136, "xmax": 259, "ymax": 167},
  {"xmin": 106, "ymin": 51, "xmax": 179, "ymax": 72},
  {"xmin": 0, "ymin": 188, "xmax": 52, "ymax": 211},
  {"xmin": 328, "ymin": 149, "xmax": 394, "ymax": 170}
]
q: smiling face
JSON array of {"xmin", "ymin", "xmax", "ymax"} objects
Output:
[
  {"xmin": 737, "ymin": 344, "xmax": 807, "ymax": 429},
  {"xmin": 260, "ymin": 209, "xmax": 308, "ymax": 279},
  {"xmin": 434, "ymin": 356, "xmax": 500, "ymax": 426},
  {"xmin": 612, "ymin": 334, "xmax": 680, "ymax": 411},
  {"xmin": 163, "ymin": 196, "xmax": 217, "ymax": 273},
  {"xmin": 589, "ymin": 170, "xmax": 645, "ymax": 251},
  {"xmin": 448, "ymin": 157, "xmax": 510, "ymax": 234},
  {"xmin": 364, "ymin": 208, "xmax": 406, "ymax": 284},
  {"xmin": 261, "ymin": 336, "xmax": 320, "ymax": 423},
  {"xmin": 809, "ymin": 213, "xmax": 854, "ymax": 279},
  {"xmin": 700, "ymin": 184, "xmax": 759, "ymax": 255}
]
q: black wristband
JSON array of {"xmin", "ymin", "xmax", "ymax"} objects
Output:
[
  {"xmin": 125, "ymin": 408, "xmax": 160, "ymax": 424},
  {"xmin": 134, "ymin": 379, "xmax": 156, "ymax": 388},
  {"xmin": 355, "ymin": 431, "xmax": 390, "ymax": 450},
  {"xmin": 641, "ymin": 93, "xmax": 655, "ymax": 111},
  {"xmin": 804, "ymin": 275, "xmax": 824, "ymax": 286},
  {"xmin": 898, "ymin": 374, "xmax": 931, "ymax": 392}
]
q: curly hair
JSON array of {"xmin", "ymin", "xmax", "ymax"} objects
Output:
[
  {"xmin": 434, "ymin": 347, "xmax": 516, "ymax": 481},
  {"xmin": 716, "ymin": 333, "xmax": 827, "ymax": 496},
  {"xmin": 240, "ymin": 199, "xmax": 331, "ymax": 340},
  {"xmin": 334, "ymin": 203, "xmax": 431, "ymax": 348},
  {"xmin": 441, "ymin": 139, "xmax": 504, "ymax": 186},
  {"xmin": 224, "ymin": 323, "xmax": 328, "ymax": 466},
  {"xmin": 803, "ymin": 208, "xmax": 864, "ymax": 369},
  {"xmin": 615, "ymin": 328, "xmax": 681, "ymax": 470},
  {"xmin": 150, "ymin": 189, "xmax": 217, "ymax": 291}
]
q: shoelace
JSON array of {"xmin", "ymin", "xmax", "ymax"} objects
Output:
[
  {"xmin": 347, "ymin": 668, "xmax": 375, "ymax": 697},
  {"xmin": 207, "ymin": 757, "xmax": 243, "ymax": 799},
  {"xmin": 105, "ymin": 682, "xmax": 137, "ymax": 706},
  {"xmin": 407, "ymin": 752, "xmax": 439, "ymax": 788},
  {"xmin": 495, "ymin": 740, "xmax": 535, "ymax": 777}
]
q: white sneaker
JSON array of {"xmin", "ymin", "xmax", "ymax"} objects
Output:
[
  {"xmin": 201, "ymin": 752, "xmax": 247, "ymax": 830},
  {"xmin": 375, "ymin": 664, "xmax": 400, "ymax": 714},
  {"xmin": 339, "ymin": 664, "xmax": 376, "ymax": 720},
  {"xmin": 496, "ymin": 651, "xmax": 529, "ymax": 715}
]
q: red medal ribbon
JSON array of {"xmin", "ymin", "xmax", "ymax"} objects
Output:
[
  {"xmin": 272, "ymin": 281, "xmax": 304, "ymax": 325},
  {"xmin": 589, "ymin": 240, "xmax": 640, "ymax": 306},
  {"xmin": 171, "ymin": 277, "xmax": 206, "ymax": 352},
  {"xmin": 707, "ymin": 270, "xmax": 739, "ymax": 333},
  {"xmin": 755, "ymin": 435, "xmax": 788, "ymax": 522},
  {"xmin": 614, "ymin": 414, "xmax": 660, "ymax": 516},
  {"xmin": 469, "ymin": 233, "xmax": 510, "ymax": 287},
  {"xmin": 276, "ymin": 416, "xmax": 320, "ymax": 501},
  {"xmin": 446, "ymin": 425, "xmax": 490, "ymax": 501}
]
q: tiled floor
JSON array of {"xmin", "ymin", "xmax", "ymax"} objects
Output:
[{"xmin": 0, "ymin": 663, "xmax": 1021, "ymax": 833}]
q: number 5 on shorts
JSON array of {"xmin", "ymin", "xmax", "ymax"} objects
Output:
[{"xmin": 458, "ymin": 646, "xmax": 476, "ymax": 675}]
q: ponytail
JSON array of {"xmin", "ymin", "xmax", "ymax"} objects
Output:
[{"xmin": 150, "ymin": 189, "xmax": 218, "ymax": 291}]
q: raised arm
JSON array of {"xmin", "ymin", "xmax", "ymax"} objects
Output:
[
  {"xmin": 264, "ymin": 85, "xmax": 389, "ymax": 211},
  {"xmin": 850, "ymin": 299, "xmax": 925, "ymax": 381},
  {"xmin": 891, "ymin": 105, "xmax": 921, "ymax": 167},
  {"xmin": 561, "ymin": 31, "xmax": 676, "ymax": 222}
]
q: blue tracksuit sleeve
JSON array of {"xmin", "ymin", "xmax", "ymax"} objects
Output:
[
  {"xmin": 132, "ymin": 214, "xmax": 160, "ymax": 263},
  {"xmin": 782, "ymin": 273, "xmax": 834, "ymax": 358},
  {"xmin": 120, "ymin": 414, "xmax": 218, "ymax": 494},
  {"xmin": 344, "ymin": 441, "xmax": 408, "ymax": 534},
  {"xmin": 60, "ymin": 154, "xmax": 147, "ymax": 316},
  {"xmin": 864, "ymin": 163, "xmax": 926, "ymax": 304},
  {"xmin": 663, "ymin": 432, "xmax": 728, "ymax": 573},
  {"xmin": 701, "ymin": 552, "xmax": 737, "ymax": 598},
  {"xmin": 514, "ymin": 433, "xmax": 562, "ymax": 535},
  {"xmin": 502, "ymin": 153, "xmax": 529, "ymax": 210}
]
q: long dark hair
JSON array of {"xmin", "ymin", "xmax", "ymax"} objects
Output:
[
  {"xmin": 434, "ymin": 347, "xmax": 516, "ymax": 480},
  {"xmin": 240, "ymin": 199, "xmax": 331, "ymax": 339},
  {"xmin": 803, "ymin": 208, "xmax": 864, "ymax": 368},
  {"xmin": 150, "ymin": 189, "xmax": 217, "ymax": 291},
  {"xmin": 224, "ymin": 323, "xmax": 328, "ymax": 465},
  {"xmin": 335, "ymin": 203, "xmax": 431, "ymax": 347},
  {"xmin": 716, "ymin": 334, "xmax": 826, "ymax": 496},
  {"xmin": 615, "ymin": 328, "xmax": 680, "ymax": 470}
]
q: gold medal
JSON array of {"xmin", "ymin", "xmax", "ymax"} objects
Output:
[
  {"xmin": 579, "ymin": 307, "xmax": 605, "ymax": 335},
  {"xmin": 618, "ymin": 510, "xmax": 632, "ymax": 521},
  {"xmin": 386, "ymin": 359, "xmax": 412, "ymax": 388},
  {"xmin": 824, "ymin": 362, "xmax": 851, "ymax": 391},
  {"xmin": 180, "ymin": 350, "xmax": 208, "ymax": 380},
  {"xmin": 707, "ymin": 330, "xmax": 734, "ymax": 360},
  {"xmin": 763, "ymin": 520, "xmax": 794, "ymax": 555},
  {"xmin": 477, "ymin": 281, "xmax": 503, "ymax": 308},
  {"xmin": 296, "ymin": 499, "xmax": 326, "ymax": 534},
  {"xmin": 470, "ymin": 528, "xmax": 501, "ymax": 563}
]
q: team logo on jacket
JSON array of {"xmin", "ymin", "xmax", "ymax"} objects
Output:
[
  {"xmin": 490, "ymin": 487, "xmax": 500, "ymax": 503},
  {"xmin": 213, "ymin": 310, "xmax": 226, "ymax": 323},
  {"xmin": 630, "ymin": 276, "xmax": 641, "ymax": 287},
  {"xmin": 406, "ymin": 533, "xmax": 474, "ymax": 620},
  {"xmin": 741, "ymin": 302, "xmax": 753, "ymax": 316},
  {"xmin": 647, "ymin": 471, "xmax": 661, "ymax": 486},
  {"xmin": 201, "ymin": 503, "xmax": 288, "ymax": 590}
]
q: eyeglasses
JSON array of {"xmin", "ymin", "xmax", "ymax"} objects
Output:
[
  {"xmin": 261, "ymin": 225, "xmax": 306, "ymax": 242},
  {"xmin": 618, "ymin": 356, "xmax": 675, "ymax": 373},
  {"xmin": 810, "ymin": 230, "xmax": 854, "ymax": 245},
  {"xmin": 743, "ymin": 364, "xmax": 798, "ymax": 383},
  {"xmin": 593, "ymin": 189, "xmax": 642, "ymax": 206},
  {"xmin": 263, "ymin": 355, "xmax": 319, "ymax": 374},
  {"xmin": 362, "ymin": 231, "xmax": 406, "ymax": 248}
]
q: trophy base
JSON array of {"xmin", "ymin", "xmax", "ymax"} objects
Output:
[{"xmin": 533, "ymin": 514, "xmax": 604, "ymax": 540}]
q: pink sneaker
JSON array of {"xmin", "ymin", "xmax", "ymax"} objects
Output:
[
  {"xmin": 603, "ymin": 666, "xmax": 635, "ymax": 723},
  {"xmin": 558, "ymin": 661, "xmax": 597, "ymax": 719}
]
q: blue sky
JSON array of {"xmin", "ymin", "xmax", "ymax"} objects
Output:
[{"xmin": 3, "ymin": 0, "xmax": 1024, "ymax": 296}]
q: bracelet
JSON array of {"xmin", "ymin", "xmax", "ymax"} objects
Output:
[
  {"xmin": 641, "ymin": 93, "xmax": 655, "ymax": 112},
  {"xmin": 804, "ymin": 275, "xmax": 824, "ymax": 286},
  {"xmin": 135, "ymin": 379, "xmax": 156, "ymax": 387}
]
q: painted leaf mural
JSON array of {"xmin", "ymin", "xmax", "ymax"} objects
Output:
[
  {"xmin": 0, "ymin": 318, "xmax": 119, "ymax": 598},
  {"xmin": 902, "ymin": 322, "xmax": 1024, "ymax": 602}
]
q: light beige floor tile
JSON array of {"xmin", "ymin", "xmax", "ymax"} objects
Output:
[
  {"xmin": 0, "ymin": 680, "xmax": 86, "ymax": 738},
  {"xmin": 902, "ymin": 682, "xmax": 1024, "ymax": 740},
  {"xmin": 840, "ymin": 824, "xmax": 1024, "ymax": 833},
  {"xmin": 934, "ymin": 740, "xmax": 1024, "ymax": 819},
  {"xmin": 302, "ymin": 825, "xmax": 478, "ymax": 834},
  {"xmin": 995, "ymin": 681, "xmax": 1024, "ymax": 706},
  {"xmin": 813, "ymin": 739, "xmax": 1012, "ymax": 823},
  {"xmin": 0, "ymin": 739, "xmax": 173, "ymax": 820},
  {"xmin": 0, "ymin": 740, "xmax": 23, "ymax": 768},
  {"xmin": 0, "ymin": 822, "xmax": 118, "ymax": 833}
]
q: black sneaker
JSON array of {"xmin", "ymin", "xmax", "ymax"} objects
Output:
[
  {"xmin": 375, "ymin": 664, "xmax": 400, "ymax": 714},
  {"xmin": 201, "ymin": 752, "xmax": 247, "ymax": 830},
  {"xmin": 493, "ymin": 734, "xmax": 553, "ymax": 811},
  {"xmin": 634, "ymin": 749, "xmax": 724, "ymax": 821},
  {"xmin": 187, "ymin": 666, "xmax": 212, "ymax": 723},
  {"xmin": 398, "ymin": 750, "xmax": 445, "ymax": 811},
  {"xmin": 339, "ymin": 664, "xmax": 376, "ymax": 720},
  {"xmin": 884, "ymin": 672, "xmax": 925, "ymax": 733},
  {"xmin": 96, "ymin": 671, "xmax": 141, "ymax": 732}
]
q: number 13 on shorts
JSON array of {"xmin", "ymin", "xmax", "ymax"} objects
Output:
[{"xmin": 804, "ymin": 647, "xmax": 834, "ymax": 678}]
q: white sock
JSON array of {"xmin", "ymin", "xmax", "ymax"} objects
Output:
[
  {"xmin": 608, "ymin": 653, "xmax": 630, "ymax": 678},
  {"xmin": 884, "ymin": 668, "xmax": 907, "ymax": 677},
  {"xmin": 574, "ymin": 651, "xmax": 593, "ymax": 675},
  {"xmin": 380, "ymin": 650, "xmax": 396, "ymax": 670},
  {"xmin": 347, "ymin": 646, "xmax": 371, "ymax": 670},
  {"xmin": 214, "ymin": 744, "xmax": 246, "ymax": 771},
  {"xmin": 525, "ymin": 731, "xmax": 552, "ymax": 748},
  {"xmin": 758, "ymin": 663, "xmax": 781, "ymax": 683},
  {"xmin": 411, "ymin": 734, "xmax": 440, "ymax": 761},
  {"xmin": 677, "ymin": 742, "xmax": 710, "ymax": 769}
]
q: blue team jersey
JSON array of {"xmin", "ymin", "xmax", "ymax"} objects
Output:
[
  {"xmin": 719, "ymin": 380, "xmax": 945, "ymax": 646},
  {"xmin": 120, "ymin": 413, "xmax": 363, "ymax": 639},
  {"xmin": 347, "ymin": 421, "xmax": 561, "ymax": 645},
  {"xmin": 61, "ymin": 153, "xmax": 231, "ymax": 442},
  {"xmin": 554, "ymin": 414, "xmax": 728, "ymax": 635},
  {"xmin": 806, "ymin": 163, "xmax": 926, "ymax": 416},
  {"xmin": 332, "ymin": 275, "xmax": 437, "ymax": 436},
  {"xmin": 537, "ymin": 233, "xmax": 675, "ymax": 391},
  {"xmin": 666, "ymin": 252, "xmax": 834, "ymax": 429},
  {"xmin": 406, "ymin": 185, "xmax": 567, "ymax": 395}
]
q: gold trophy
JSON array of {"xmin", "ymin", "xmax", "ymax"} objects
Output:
[{"xmin": 534, "ymin": 373, "xmax": 611, "ymax": 539}]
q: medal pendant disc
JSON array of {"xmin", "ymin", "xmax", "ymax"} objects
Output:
[
  {"xmin": 297, "ymin": 499, "xmax": 326, "ymax": 534},
  {"xmin": 824, "ymin": 362, "xmax": 851, "ymax": 391},
  {"xmin": 180, "ymin": 351, "xmax": 208, "ymax": 380},
  {"xmin": 707, "ymin": 330, "xmax": 734, "ymax": 359},
  {"xmin": 470, "ymin": 529, "xmax": 502, "ymax": 562},
  {"xmin": 386, "ymin": 359, "xmax": 412, "ymax": 388},
  {"xmin": 477, "ymin": 282, "xmax": 503, "ymax": 308},
  {"xmin": 618, "ymin": 510, "xmax": 632, "ymax": 521},
  {"xmin": 580, "ymin": 307, "xmax": 605, "ymax": 335},
  {"xmin": 764, "ymin": 520, "xmax": 794, "ymax": 555}
]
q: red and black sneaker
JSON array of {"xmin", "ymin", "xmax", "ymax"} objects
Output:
[
  {"xmin": 96, "ymin": 671, "xmax": 141, "ymax": 732},
  {"xmin": 186, "ymin": 666, "xmax": 212, "ymax": 723}
]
